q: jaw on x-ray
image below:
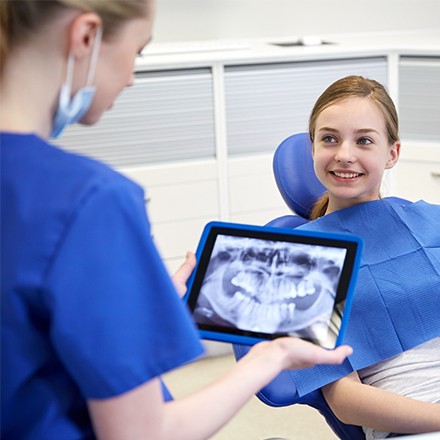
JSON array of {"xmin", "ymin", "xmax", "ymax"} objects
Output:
[{"xmin": 194, "ymin": 235, "xmax": 346, "ymax": 344}]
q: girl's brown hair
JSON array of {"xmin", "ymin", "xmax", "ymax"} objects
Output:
[{"xmin": 308, "ymin": 75, "xmax": 399, "ymax": 220}]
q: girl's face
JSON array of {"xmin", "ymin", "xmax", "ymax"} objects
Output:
[
  {"xmin": 80, "ymin": 13, "xmax": 154, "ymax": 125},
  {"xmin": 312, "ymin": 97, "xmax": 400, "ymax": 214}
]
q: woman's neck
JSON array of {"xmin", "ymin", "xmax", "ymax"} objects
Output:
[{"xmin": 0, "ymin": 44, "xmax": 63, "ymax": 137}]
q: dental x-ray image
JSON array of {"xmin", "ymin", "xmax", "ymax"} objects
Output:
[{"xmin": 193, "ymin": 235, "xmax": 347, "ymax": 347}]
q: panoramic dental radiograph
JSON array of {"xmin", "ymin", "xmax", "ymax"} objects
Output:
[{"xmin": 193, "ymin": 235, "xmax": 347, "ymax": 345}]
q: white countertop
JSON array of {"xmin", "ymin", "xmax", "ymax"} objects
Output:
[{"xmin": 135, "ymin": 29, "xmax": 440, "ymax": 71}]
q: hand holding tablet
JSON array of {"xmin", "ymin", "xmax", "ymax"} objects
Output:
[{"xmin": 185, "ymin": 221, "xmax": 363, "ymax": 349}]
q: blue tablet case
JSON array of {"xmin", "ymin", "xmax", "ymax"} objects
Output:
[{"xmin": 185, "ymin": 221, "xmax": 363, "ymax": 348}]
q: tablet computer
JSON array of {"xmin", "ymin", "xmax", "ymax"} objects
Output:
[{"xmin": 185, "ymin": 221, "xmax": 363, "ymax": 348}]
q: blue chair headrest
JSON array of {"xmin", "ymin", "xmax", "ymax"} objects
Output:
[{"xmin": 273, "ymin": 133, "xmax": 326, "ymax": 220}]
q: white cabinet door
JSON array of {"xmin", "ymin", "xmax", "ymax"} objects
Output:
[
  {"xmin": 394, "ymin": 162, "xmax": 440, "ymax": 204},
  {"xmin": 228, "ymin": 154, "xmax": 288, "ymax": 225}
]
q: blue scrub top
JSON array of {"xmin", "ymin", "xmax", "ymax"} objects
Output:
[{"xmin": 1, "ymin": 133, "xmax": 204, "ymax": 439}]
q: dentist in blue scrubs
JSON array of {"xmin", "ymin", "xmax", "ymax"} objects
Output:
[{"xmin": 0, "ymin": 1, "xmax": 352, "ymax": 439}]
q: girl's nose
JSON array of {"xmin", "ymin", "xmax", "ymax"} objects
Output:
[{"xmin": 335, "ymin": 142, "xmax": 355, "ymax": 163}]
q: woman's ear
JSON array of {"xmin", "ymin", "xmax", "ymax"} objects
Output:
[
  {"xmin": 69, "ymin": 12, "xmax": 102, "ymax": 59},
  {"xmin": 385, "ymin": 141, "xmax": 401, "ymax": 169}
]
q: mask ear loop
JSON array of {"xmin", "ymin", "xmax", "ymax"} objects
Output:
[
  {"xmin": 85, "ymin": 26, "xmax": 103, "ymax": 87},
  {"xmin": 61, "ymin": 52, "xmax": 75, "ymax": 105},
  {"xmin": 61, "ymin": 26, "xmax": 102, "ymax": 102}
]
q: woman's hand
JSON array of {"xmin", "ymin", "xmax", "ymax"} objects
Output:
[
  {"xmin": 241, "ymin": 338, "xmax": 353, "ymax": 374},
  {"xmin": 274, "ymin": 337, "xmax": 353, "ymax": 370},
  {"xmin": 171, "ymin": 251, "xmax": 196, "ymax": 298}
]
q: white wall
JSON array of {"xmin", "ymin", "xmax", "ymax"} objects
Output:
[{"xmin": 153, "ymin": 0, "xmax": 440, "ymax": 42}]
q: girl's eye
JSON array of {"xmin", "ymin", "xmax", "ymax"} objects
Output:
[
  {"xmin": 358, "ymin": 137, "xmax": 373, "ymax": 145},
  {"xmin": 322, "ymin": 135, "xmax": 336, "ymax": 143}
]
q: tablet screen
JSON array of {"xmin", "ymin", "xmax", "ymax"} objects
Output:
[{"xmin": 185, "ymin": 222, "xmax": 362, "ymax": 348}]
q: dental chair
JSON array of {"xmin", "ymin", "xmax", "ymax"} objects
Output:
[{"xmin": 233, "ymin": 132, "xmax": 366, "ymax": 440}]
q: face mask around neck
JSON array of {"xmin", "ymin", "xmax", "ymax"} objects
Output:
[{"xmin": 50, "ymin": 27, "xmax": 102, "ymax": 138}]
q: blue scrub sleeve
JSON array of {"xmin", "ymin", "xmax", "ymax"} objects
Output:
[{"xmin": 44, "ymin": 178, "xmax": 204, "ymax": 399}]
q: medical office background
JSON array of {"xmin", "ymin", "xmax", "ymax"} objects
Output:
[{"xmin": 58, "ymin": 0, "xmax": 440, "ymax": 274}]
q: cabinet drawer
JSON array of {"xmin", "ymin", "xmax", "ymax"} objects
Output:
[
  {"xmin": 228, "ymin": 155, "xmax": 285, "ymax": 214},
  {"xmin": 152, "ymin": 217, "xmax": 215, "ymax": 261},
  {"xmin": 230, "ymin": 207, "xmax": 292, "ymax": 226},
  {"xmin": 394, "ymin": 161, "xmax": 440, "ymax": 204},
  {"xmin": 121, "ymin": 161, "xmax": 219, "ymax": 222},
  {"xmin": 146, "ymin": 180, "xmax": 219, "ymax": 223},
  {"xmin": 229, "ymin": 173, "xmax": 284, "ymax": 213}
]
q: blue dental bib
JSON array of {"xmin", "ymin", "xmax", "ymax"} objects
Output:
[{"xmin": 288, "ymin": 197, "xmax": 440, "ymax": 396}]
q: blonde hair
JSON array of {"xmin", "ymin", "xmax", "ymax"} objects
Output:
[
  {"xmin": 0, "ymin": 0, "xmax": 152, "ymax": 70},
  {"xmin": 308, "ymin": 75, "xmax": 400, "ymax": 220}
]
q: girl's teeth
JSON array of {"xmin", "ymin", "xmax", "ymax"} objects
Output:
[{"xmin": 334, "ymin": 171, "xmax": 359, "ymax": 178}]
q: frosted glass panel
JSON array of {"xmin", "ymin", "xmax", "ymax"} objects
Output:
[
  {"xmin": 224, "ymin": 57, "xmax": 388, "ymax": 155},
  {"xmin": 57, "ymin": 69, "xmax": 216, "ymax": 167},
  {"xmin": 399, "ymin": 57, "xmax": 440, "ymax": 141}
]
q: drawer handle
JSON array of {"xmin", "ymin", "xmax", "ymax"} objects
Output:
[{"xmin": 431, "ymin": 172, "xmax": 440, "ymax": 179}]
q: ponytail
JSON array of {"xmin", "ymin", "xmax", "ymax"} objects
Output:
[{"xmin": 310, "ymin": 193, "xmax": 329, "ymax": 220}]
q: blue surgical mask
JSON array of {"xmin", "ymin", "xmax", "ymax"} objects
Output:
[{"xmin": 50, "ymin": 27, "xmax": 102, "ymax": 138}]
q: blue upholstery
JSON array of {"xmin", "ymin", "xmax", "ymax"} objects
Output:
[
  {"xmin": 272, "ymin": 133, "xmax": 326, "ymax": 219},
  {"xmin": 233, "ymin": 133, "xmax": 365, "ymax": 440}
]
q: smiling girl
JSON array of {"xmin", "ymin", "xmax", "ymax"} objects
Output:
[
  {"xmin": 306, "ymin": 76, "xmax": 440, "ymax": 438},
  {"xmin": 310, "ymin": 76, "xmax": 400, "ymax": 216}
]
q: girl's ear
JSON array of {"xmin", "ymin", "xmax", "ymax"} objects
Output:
[
  {"xmin": 385, "ymin": 141, "xmax": 401, "ymax": 169},
  {"xmin": 69, "ymin": 12, "xmax": 102, "ymax": 59}
]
